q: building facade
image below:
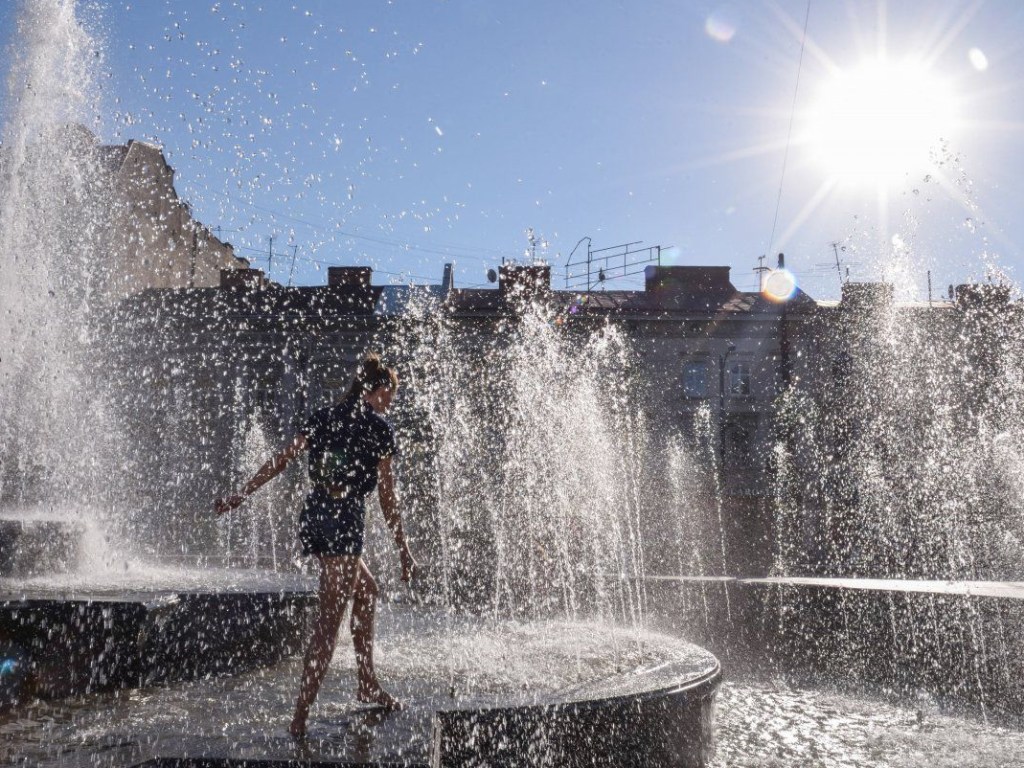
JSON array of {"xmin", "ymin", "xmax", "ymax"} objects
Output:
[
  {"xmin": 98, "ymin": 136, "xmax": 247, "ymax": 299},
  {"xmin": 106, "ymin": 254, "xmax": 1023, "ymax": 584}
]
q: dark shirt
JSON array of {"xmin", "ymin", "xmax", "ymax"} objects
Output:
[{"xmin": 301, "ymin": 394, "xmax": 396, "ymax": 499}]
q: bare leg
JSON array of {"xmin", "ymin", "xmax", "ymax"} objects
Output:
[
  {"xmin": 352, "ymin": 559, "xmax": 402, "ymax": 710},
  {"xmin": 290, "ymin": 555, "xmax": 359, "ymax": 738}
]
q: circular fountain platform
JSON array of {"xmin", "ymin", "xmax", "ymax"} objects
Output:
[
  {"xmin": 0, "ymin": 566, "xmax": 319, "ymax": 707},
  {"xmin": 2, "ymin": 605, "xmax": 720, "ymax": 768}
]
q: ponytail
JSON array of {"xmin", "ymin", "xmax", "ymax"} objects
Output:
[{"xmin": 347, "ymin": 353, "xmax": 398, "ymax": 398}]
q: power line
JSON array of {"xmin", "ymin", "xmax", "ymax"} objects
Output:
[
  {"xmin": 243, "ymin": 244, "xmax": 443, "ymax": 284},
  {"xmin": 204, "ymin": 189, "xmax": 521, "ymax": 263},
  {"xmin": 765, "ymin": 0, "xmax": 812, "ymax": 260}
]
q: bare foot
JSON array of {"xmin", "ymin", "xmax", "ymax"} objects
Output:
[
  {"xmin": 289, "ymin": 714, "xmax": 308, "ymax": 740},
  {"xmin": 357, "ymin": 685, "xmax": 404, "ymax": 711}
]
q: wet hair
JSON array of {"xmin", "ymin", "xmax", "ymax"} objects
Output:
[{"xmin": 347, "ymin": 353, "xmax": 398, "ymax": 398}]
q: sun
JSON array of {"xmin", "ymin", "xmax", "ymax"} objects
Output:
[{"xmin": 805, "ymin": 58, "xmax": 958, "ymax": 186}]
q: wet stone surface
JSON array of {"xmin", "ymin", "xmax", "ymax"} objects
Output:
[
  {"xmin": 713, "ymin": 678, "xmax": 1024, "ymax": 768},
  {"xmin": 0, "ymin": 607, "xmax": 716, "ymax": 766},
  {"xmin": 4, "ymin": 674, "xmax": 1024, "ymax": 767}
]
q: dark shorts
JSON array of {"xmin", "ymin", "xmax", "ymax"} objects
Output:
[{"xmin": 298, "ymin": 490, "xmax": 366, "ymax": 557}]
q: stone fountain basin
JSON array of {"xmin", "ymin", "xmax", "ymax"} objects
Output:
[
  {"xmin": 1, "ymin": 606, "xmax": 720, "ymax": 768},
  {"xmin": 0, "ymin": 567, "xmax": 317, "ymax": 705},
  {"xmin": 432, "ymin": 653, "xmax": 719, "ymax": 768}
]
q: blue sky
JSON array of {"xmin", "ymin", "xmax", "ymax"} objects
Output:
[{"xmin": 5, "ymin": 0, "xmax": 1024, "ymax": 298}]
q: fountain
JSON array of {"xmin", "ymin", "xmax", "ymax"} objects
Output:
[
  {"xmin": 644, "ymin": 266, "xmax": 1024, "ymax": 726},
  {"xmin": 757, "ymin": 274, "xmax": 1024, "ymax": 719},
  {"xmin": 0, "ymin": 0, "xmax": 315, "ymax": 716},
  {"xmin": 0, "ymin": 0, "xmax": 118, "ymax": 573},
  {"xmin": 0, "ymin": 5, "xmax": 719, "ymax": 765}
]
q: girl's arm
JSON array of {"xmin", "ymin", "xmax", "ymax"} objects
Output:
[
  {"xmin": 377, "ymin": 456, "xmax": 417, "ymax": 582},
  {"xmin": 215, "ymin": 433, "xmax": 308, "ymax": 516}
]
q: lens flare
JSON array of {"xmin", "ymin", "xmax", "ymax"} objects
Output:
[
  {"xmin": 705, "ymin": 12, "xmax": 737, "ymax": 43},
  {"xmin": 763, "ymin": 269, "xmax": 797, "ymax": 302}
]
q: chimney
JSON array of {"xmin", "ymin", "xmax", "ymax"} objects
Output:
[
  {"xmin": 328, "ymin": 266, "xmax": 372, "ymax": 288},
  {"xmin": 499, "ymin": 264, "xmax": 551, "ymax": 297},
  {"xmin": 644, "ymin": 265, "xmax": 735, "ymax": 297},
  {"xmin": 954, "ymin": 283, "xmax": 1011, "ymax": 311},
  {"xmin": 220, "ymin": 267, "xmax": 267, "ymax": 290},
  {"xmin": 442, "ymin": 262, "xmax": 455, "ymax": 295}
]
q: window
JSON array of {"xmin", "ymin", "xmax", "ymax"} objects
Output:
[
  {"xmin": 252, "ymin": 378, "xmax": 278, "ymax": 411},
  {"xmin": 728, "ymin": 362, "xmax": 751, "ymax": 397},
  {"xmin": 683, "ymin": 360, "xmax": 709, "ymax": 398},
  {"xmin": 724, "ymin": 414, "xmax": 758, "ymax": 468}
]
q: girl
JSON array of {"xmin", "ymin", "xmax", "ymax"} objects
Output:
[{"xmin": 216, "ymin": 353, "xmax": 416, "ymax": 737}]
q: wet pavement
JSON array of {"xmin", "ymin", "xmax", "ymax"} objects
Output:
[
  {"xmin": 4, "ymin": 673, "xmax": 1024, "ymax": 767},
  {"xmin": 714, "ymin": 678, "xmax": 1024, "ymax": 768}
]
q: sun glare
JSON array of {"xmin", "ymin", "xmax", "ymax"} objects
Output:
[
  {"xmin": 763, "ymin": 269, "xmax": 797, "ymax": 302},
  {"xmin": 806, "ymin": 59, "xmax": 957, "ymax": 185}
]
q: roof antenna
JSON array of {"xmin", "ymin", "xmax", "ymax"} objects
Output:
[
  {"xmin": 831, "ymin": 241, "xmax": 844, "ymax": 289},
  {"xmin": 754, "ymin": 255, "xmax": 769, "ymax": 291}
]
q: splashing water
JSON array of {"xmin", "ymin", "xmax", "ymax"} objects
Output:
[
  {"xmin": 0, "ymin": 1, "xmax": 127, "ymax": 570},
  {"xmin": 766, "ymin": 224, "xmax": 1024, "ymax": 716},
  {"xmin": 774, "ymin": 273, "xmax": 1024, "ymax": 580},
  {"xmin": 223, "ymin": 406, "xmax": 296, "ymax": 570},
  {"xmin": 384, "ymin": 291, "xmax": 704, "ymax": 628}
]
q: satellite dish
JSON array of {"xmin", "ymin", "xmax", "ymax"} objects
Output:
[{"xmin": 487, "ymin": 268, "xmax": 498, "ymax": 284}]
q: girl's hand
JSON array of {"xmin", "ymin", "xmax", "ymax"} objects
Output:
[
  {"xmin": 214, "ymin": 494, "xmax": 245, "ymax": 516},
  {"xmin": 399, "ymin": 545, "xmax": 418, "ymax": 583}
]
